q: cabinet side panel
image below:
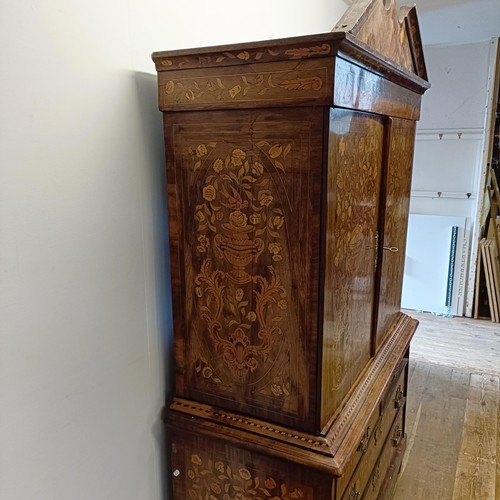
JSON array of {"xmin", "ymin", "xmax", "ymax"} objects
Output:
[
  {"xmin": 165, "ymin": 108, "xmax": 323, "ymax": 432},
  {"xmin": 169, "ymin": 425, "xmax": 333, "ymax": 500},
  {"xmin": 321, "ymin": 109, "xmax": 384, "ymax": 428},
  {"xmin": 374, "ymin": 118, "xmax": 416, "ymax": 351},
  {"xmin": 164, "ymin": 113, "xmax": 188, "ymax": 395}
]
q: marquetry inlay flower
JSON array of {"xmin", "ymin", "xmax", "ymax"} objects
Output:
[
  {"xmin": 202, "ymin": 185, "xmax": 216, "ymax": 202},
  {"xmin": 268, "ymin": 242, "xmax": 282, "ymax": 261},
  {"xmin": 249, "ymin": 214, "xmax": 261, "ymax": 225},
  {"xmin": 184, "ymin": 453, "xmax": 307, "ymax": 500},
  {"xmin": 251, "ymin": 161, "xmax": 264, "ymax": 175},
  {"xmin": 278, "ymin": 299, "xmax": 287, "ymax": 310},
  {"xmin": 229, "ymin": 85, "xmax": 242, "ymax": 98},
  {"xmin": 197, "ymin": 234, "xmax": 210, "ymax": 253},
  {"xmin": 238, "ymin": 468, "xmax": 252, "ymax": 481},
  {"xmin": 210, "ymin": 482, "xmax": 222, "ymax": 494},
  {"xmin": 165, "ymin": 80, "xmax": 175, "ymax": 94},
  {"xmin": 229, "ymin": 210, "xmax": 248, "ymax": 228},
  {"xmin": 271, "ymin": 383, "xmax": 283, "ymax": 396},
  {"xmin": 272, "ymin": 215, "xmax": 284, "ymax": 230},
  {"xmin": 191, "ymin": 454, "xmax": 202, "ymax": 465},
  {"xmin": 246, "ymin": 311, "xmax": 256, "ymax": 322},
  {"xmin": 258, "ymin": 190, "xmax": 273, "ymax": 207},
  {"xmin": 196, "ymin": 144, "xmax": 208, "ymax": 157},
  {"xmin": 268, "ymin": 144, "xmax": 283, "ymax": 158},
  {"xmin": 230, "ymin": 148, "xmax": 246, "ymax": 167},
  {"xmin": 265, "ymin": 478, "xmax": 277, "ymax": 490},
  {"xmin": 213, "ymin": 158, "xmax": 224, "ymax": 173},
  {"xmin": 195, "ymin": 210, "xmax": 205, "ymax": 222}
]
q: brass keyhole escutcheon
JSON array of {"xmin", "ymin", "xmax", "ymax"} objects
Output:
[
  {"xmin": 391, "ymin": 425, "xmax": 402, "ymax": 448},
  {"xmin": 394, "ymin": 386, "xmax": 404, "ymax": 409},
  {"xmin": 348, "ymin": 484, "xmax": 361, "ymax": 499},
  {"xmin": 383, "ymin": 246, "xmax": 399, "ymax": 253},
  {"xmin": 358, "ymin": 427, "xmax": 370, "ymax": 453}
]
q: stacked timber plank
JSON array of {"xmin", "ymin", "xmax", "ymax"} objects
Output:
[
  {"xmin": 479, "ymin": 237, "xmax": 500, "ymax": 322},
  {"xmin": 476, "ymin": 169, "xmax": 500, "ymax": 321}
]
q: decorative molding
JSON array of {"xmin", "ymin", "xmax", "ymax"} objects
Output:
[
  {"xmin": 334, "ymin": 0, "xmax": 428, "ymax": 81},
  {"xmin": 159, "ymin": 65, "xmax": 329, "ymax": 109},
  {"xmin": 170, "ymin": 398, "xmax": 332, "ymax": 454},
  {"xmin": 153, "ymin": 40, "xmax": 336, "ymax": 71},
  {"xmin": 170, "ymin": 314, "xmax": 417, "ymax": 470}
]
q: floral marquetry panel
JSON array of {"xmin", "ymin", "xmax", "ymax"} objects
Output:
[
  {"xmin": 157, "ymin": 59, "xmax": 334, "ymax": 111},
  {"xmin": 170, "ymin": 428, "xmax": 333, "ymax": 500},
  {"xmin": 374, "ymin": 117, "xmax": 416, "ymax": 352},
  {"xmin": 321, "ymin": 109, "xmax": 384, "ymax": 429},
  {"xmin": 165, "ymin": 107, "xmax": 324, "ymax": 432}
]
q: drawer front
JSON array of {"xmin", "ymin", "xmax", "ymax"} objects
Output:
[
  {"xmin": 363, "ymin": 409, "xmax": 405, "ymax": 500},
  {"xmin": 340, "ymin": 406, "xmax": 403, "ymax": 500},
  {"xmin": 337, "ymin": 360, "xmax": 407, "ymax": 499},
  {"xmin": 381, "ymin": 359, "xmax": 407, "ymax": 415},
  {"xmin": 337, "ymin": 407, "xmax": 380, "ymax": 499},
  {"xmin": 170, "ymin": 425, "xmax": 334, "ymax": 500}
]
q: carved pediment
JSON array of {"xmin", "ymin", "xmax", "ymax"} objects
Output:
[{"xmin": 333, "ymin": 0, "xmax": 428, "ymax": 81}]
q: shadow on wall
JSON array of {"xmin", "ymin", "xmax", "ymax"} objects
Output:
[{"xmin": 134, "ymin": 70, "xmax": 174, "ymax": 500}]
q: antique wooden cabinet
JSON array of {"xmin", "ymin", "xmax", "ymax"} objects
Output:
[{"xmin": 153, "ymin": 0, "xmax": 429, "ymax": 498}]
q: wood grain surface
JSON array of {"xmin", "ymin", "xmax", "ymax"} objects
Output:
[
  {"xmin": 158, "ymin": 58, "xmax": 334, "ymax": 111},
  {"xmin": 394, "ymin": 312, "xmax": 500, "ymax": 500},
  {"xmin": 408, "ymin": 311, "xmax": 500, "ymax": 376},
  {"xmin": 165, "ymin": 107, "xmax": 324, "ymax": 432},
  {"xmin": 374, "ymin": 117, "xmax": 416, "ymax": 353},
  {"xmin": 333, "ymin": 57, "xmax": 422, "ymax": 121},
  {"xmin": 321, "ymin": 108, "xmax": 384, "ymax": 428}
]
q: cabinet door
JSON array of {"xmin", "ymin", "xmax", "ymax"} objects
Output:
[
  {"xmin": 165, "ymin": 107, "xmax": 324, "ymax": 433},
  {"xmin": 321, "ymin": 109, "xmax": 384, "ymax": 428},
  {"xmin": 374, "ymin": 118, "xmax": 416, "ymax": 352}
]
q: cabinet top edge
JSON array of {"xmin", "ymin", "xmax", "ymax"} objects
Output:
[
  {"xmin": 151, "ymin": 32, "xmax": 344, "ymax": 66},
  {"xmin": 152, "ymin": 33, "xmax": 429, "ymax": 94}
]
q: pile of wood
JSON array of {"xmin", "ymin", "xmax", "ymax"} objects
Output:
[{"xmin": 475, "ymin": 169, "xmax": 500, "ymax": 321}]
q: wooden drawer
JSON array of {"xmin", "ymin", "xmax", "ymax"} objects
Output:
[
  {"xmin": 337, "ymin": 409, "xmax": 380, "ymax": 499},
  {"xmin": 338, "ymin": 361, "xmax": 407, "ymax": 499},
  {"xmin": 363, "ymin": 408, "xmax": 405, "ymax": 499},
  {"xmin": 381, "ymin": 359, "xmax": 407, "ymax": 416}
]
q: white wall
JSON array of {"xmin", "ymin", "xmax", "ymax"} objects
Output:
[
  {"xmin": 407, "ymin": 40, "xmax": 495, "ymax": 316},
  {"xmin": 417, "ymin": 41, "xmax": 492, "ymax": 131},
  {"xmin": 0, "ymin": 1, "xmax": 348, "ymax": 500}
]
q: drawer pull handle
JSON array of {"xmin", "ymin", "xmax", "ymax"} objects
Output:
[
  {"xmin": 391, "ymin": 425, "xmax": 402, "ymax": 448},
  {"xmin": 371, "ymin": 463, "xmax": 380, "ymax": 489},
  {"xmin": 358, "ymin": 427, "xmax": 370, "ymax": 453},
  {"xmin": 394, "ymin": 386, "xmax": 404, "ymax": 409},
  {"xmin": 374, "ymin": 424, "xmax": 382, "ymax": 444},
  {"xmin": 348, "ymin": 484, "xmax": 361, "ymax": 499}
]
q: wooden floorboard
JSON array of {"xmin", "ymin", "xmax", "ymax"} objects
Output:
[
  {"xmin": 407, "ymin": 310, "xmax": 500, "ymax": 376},
  {"xmin": 394, "ymin": 311, "xmax": 500, "ymax": 500},
  {"xmin": 452, "ymin": 373, "xmax": 499, "ymax": 499}
]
